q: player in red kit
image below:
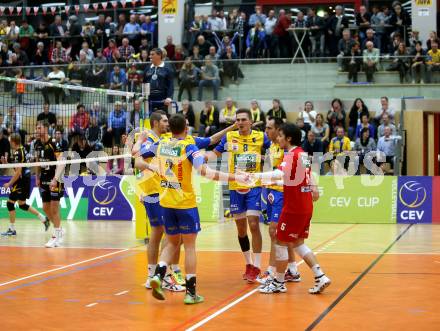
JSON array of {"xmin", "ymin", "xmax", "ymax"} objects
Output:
[{"xmin": 253, "ymin": 123, "xmax": 331, "ymax": 294}]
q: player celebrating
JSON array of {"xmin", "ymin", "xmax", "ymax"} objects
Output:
[
  {"xmin": 138, "ymin": 114, "xmax": 249, "ymax": 304},
  {"xmin": 1, "ymin": 133, "xmax": 50, "ymax": 236},
  {"xmin": 207, "ymin": 108, "xmax": 271, "ymax": 282},
  {"xmin": 34, "ymin": 121, "xmax": 65, "ymax": 248},
  {"xmin": 258, "ymin": 118, "xmax": 300, "ymax": 285},
  {"xmin": 255, "ymin": 123, "xmax": 331, "ymax": 294}
]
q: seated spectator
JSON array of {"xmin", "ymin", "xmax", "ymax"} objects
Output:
[
  {"xmin": 361, "ymin": 29, "xmax": 380, "ymax": 51},
  {"xmin": 356, "ymin": 5, "xmax": 371, "ymax": 42},
  {"xmin": 354, "ymin": 127, "xmax": 377, "ymax": 174},
  {"xmin": 296, "ymin": 118, "xmax": 307, "ymax": 142},
  {"xmin": 250, "ymin": 99, "xmax": 265, "ymax": 131},
  {"xmin": 66, "ymin": 62, "xmax": 86, "ymax": 101},
  {"xmin": 327, "ymin": 98, "xmax": 346, "ymax": 136},
  {"xmin": 355, "ymin": 114, "xmax": 375, "ymax": 140},
  {"xmin": 31, "ymin": 42, "xmax": 49, "ymax": 78},
  {"xmin": 103, "ymin": 39, "xmax": 121, "ymax": 63},
  {"xmin": 196, "ymin": 35, "xmax": 212, "ymax": 58},
  {"xmin": 329, "ymin": 127, "xmax": 351, "ymax": 171},
  {"xmin": 4, "ymin": 106, "xmax": 25, "ymax": 142},
  {"xmin": 69, "ymin": 104, "xmax": 90, "ymax": 141},
  {"xmin": 177, "ymin": 100, "xmax": 196, "ymax": 135},
  {"xmin": 164, "ymin": 35, "xmax": 176, "ymax": 60},
  {"xmin": 374, "ymin": 96, "xmax": 396, "ymax": 125},
  {"xmin": 302, "ymin": 130, "xmax": 324, "ymax": 155},
  {"xmin": 80, "ymin": 41, "xmax": 94, "ymax": 62},
  {"xmin": 388, "ymin": 42, "xmax": 410, "ymax": 83},
  {"xmin": 18, "ymin": 20, "xmax": 34, "ymax": 52},
  {"xmin": 426, "ymin": 40, "xmax": 440, "ymax": 83},
  {"xmin": 72, "ymin": 135, "xmax": 93, "ymax": 174},
  {"xmin": 348, "ymin": 98, "xmax": 369, "ymax": 140},
  {"xmin": 246, "ymin": 21, "xmax": 266, "ymax": 58},
  {"xmin": 212, "ymin": 31, "xmax": 238, "ymax": 57},
  {"xmin": 377, "ymin": 114, "xmax": 396, "ymax": 137},
  {"xmin": 311, "ymin": 113, "xmax": 330, "ymax": 151},
  {"xmin": 221, "ymin": 46, "xmax": 244, "ymax": 83},
  {"xmin": 139, "ymin": 37, "xmax": 151, "ymax": 54},
  {"xmin": 219, "ymin": 97, "xmax": 237, "ymax": 129},
  {"xmin": 91, "ymin": 49, "xmax": 108, "ymax": 88},
  {"xmin": 198, "ymin": 101, "xmax": 219, "ymax": 137},
  {"xmin": 41, "ymin": 66, "xmax": 65, "ymax": 104},
  {"xmin": 174, "ymin": 45, "xmax": 186, "ymax": 74},
  {"xmin": 206, "ymin": 46, "xmax": 224, "ymax": 84},
  {"xmin": 298, "ymin": 101, "xmax": 317, "ymax": 132},
  {"xmin": 363, "ymin": 41, "xmax": 380, "ymax": 83},
  {"xmin": 426, "ymin": 31, "xmax": 438, "ymax": 51},
  {"xmin": 85, "ymin": 117, "xmax": 104, "ymax": 151},
  {"xmin": 107, "ymin": 101, "xmax": 127, "ymax": 145},
  {"xmin": 50, "ymin": 40, "xmax": 67, "ymax": 64},
  {"xmin": 37, "ymin": 103, "xmax": 57, "ymax": 134},
  {"xmin": 0, "ymin": 128, "xmax": 10, "ymax": 175},
  {"xmin": 190, "ymin": 45, "xmax": 204, "ymax": 68},
  {"xmin": 198, "ymin": 57, "xmax": 220, "ymax": 101},
  {"xmin": 128, "ymin": 99, "xmax": 143, "ymax": 131},
  {"xmin": 410, "ymin": 41, "xmax": 426, "ymax": 84},
  {"xmin": 377, "ymin": 126, "xmax": 397, "ymax": 173},
  {"xmin": 344, "ymin": 42, "xmax": 362, "ymax": 83},
  {"xmin": 88, "ymin": 101, "xmax": 108, "ymax": 129},
  {"xmin": 266, "ymin": 98, "xmax": 286, "ymax": 122},
  {"xmin": 127, "ymin": 63, "xmax": 142, "ymax": 93},
  {"xmin": 337, "ymin": 29, "xmax": 356, "ymax": 71},
  {"xmin": 109, "ymin": 65, "xmax": 127, "ymax": 92},
  {"xmin": 118, "ymin": 37, "xmax": 135, "ymax": 62},
  {"xmin": 54, "ymin": 128, "xmax": 68, "ymax": 152},
  {"xmin": 106, "ymin": 145, "xmax": 124, "ymax": 175},
  {"xmin": 178, "ymin": 57, "xmax": 200, "ymax": 101},
  {"xmin": 140, "ymin": 15, "xmax": 156, "ymax": 45}
]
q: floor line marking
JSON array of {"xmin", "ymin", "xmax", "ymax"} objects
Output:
[
  {"xmin": 86, "ymin": 303, "xmax": 98, "ymax": 308},
  {"xmin": 0, "ymin": 248, "xmax": 130, "ymax": 288},
  {"xmin": 305, "ymin": 223, "xmax": 414, "ymax": 331},
  {"xmin": 115, "ymin": 290, "xmax": 129, "ymax": 296}
]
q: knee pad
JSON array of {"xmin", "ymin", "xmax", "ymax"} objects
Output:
[
  {"xmin": 19, "ymin": 204, "xmax": 30, "ymax": 211},
  {"xmin": 275, "ymin": 244, "xmax": 288, "ymax": 261},
  {"xmin": 295, "ymin": 244, "xmax": 312, "ymax": 258},
  {"xmin": 7, "ymin": 201, "xmax": 15, "ymax": 211}
]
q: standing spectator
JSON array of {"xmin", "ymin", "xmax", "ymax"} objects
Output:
[
  {"xmin": 50, "ymin": 41, "xmax": 68, "ymax": 64},
  {"xmin": 298, "ymin": 101, "xmax": 317, "ymax": 131},
  {"xmin": 375, "ymin": 96, "xmax": 396, "ymax": 124},
  {"xmin": 86, "ymin": 117, "xmax": 104, "ymax": 151},
  {"xmin": 208, "ymin": 9, "xmax": 223, "ymax": 32},
  {"xmin": 143, "ymin": 48, "xmax": 174, "ymax": 112},
  {"xmin": 426, "ymin": 41, "xmax": 440, "ymax": 83},
  {"xmin": 236, "ymin": 12, "xmax": 250, "ymax": 58},
  {"xmin": 348, "ymin": 98, "xmax": 369, "ymax": 140},
  {"xmin": 327, "ymin": 98, "xmax": 347, "ymax": 135},
  {"xmin": 377, "ymin": 114, "xmax": 397, "ymax": 138},
  {"xmin": 354, "ymin": 128, "xmax": 377, "ymax": 174},
  {"xmin": 140, "ymin": 15, "xmax": 156, "ymax": 45},
  {"xmin": 363, "ymin": 41, "xmax": 380, "ymax": 83},
  {"xmin": 388, "ymin": 42, "xmax": 410, "ymax": 83},
  {"xmin": 328, "ymin": 6, "xmax": 350, "ymax": 56},
  {"xmin": 68, "ymin": 16, "xmax": 83, "ymax": 60},
  {"xmin": 250, "ymin": 99, "xmax": 266, "ymax": 131},
  {"xmin": 12, "ymin": 69, "xmax": 25, "ymax": 105},
  {"xmin": 118, "ymin": 38, "xmax": 135, "ymax": 62},
  {"xmin": 344, "ymin": 42, "xmax": 362, "ymax": 83},
  {"xmin": 337, "ymin": 29, "xmax": 356, "ymax": 71},
  {"xmin": 95, "ymin": 14, "xmax": 111, "ymax": 50},
  {"xmin": 264, "ymin": 10, "xmax": 277, "ymax": 57},
  {"xmin": 377, "ymin": 126, "xmax": 397, "ymax": 172},
  {"xmin": 307, "ymin": 8, "xmax": 325, "ymax": 58},
  {"xmin": 219, "ymin": 97, "xmax": 237, "ymax": 129},
  {"xmin": 198, "ymin": 101, "xmax": 219, "ymax": 137},
  {"xmin": 42, "ymin": 66, "xmax": 66, "ymax": 104},
  {"xmin": 188, "ymin": 15, "xmax": 202, "ymax": 50},
  {"xmin": 49, "ymin": 15, "xmax": 67, "ymax": 39},
  {"xmin": 249, "ymin": 5, "xmax": 267, "ymax": 27},
  {"xmin": 163, "ymin": 35, "xmax": 176, "ymax": 60},
  {"xmin": 91, "ymin": 49, "xmax": 108, "ymax": 88},
  {"xmin": 18, "ymin": 20, "xmax": 34, "ymax": 55},
  {"xmin": 410, "ymin": 41, "xmax": 426, "ymax": 84},
  {"xmin": 371, "ymin": 5, "xmax": 386, "ymax": 53},
  {"xmin": 311, "ymin": 113, "xmax": 330, "ymax": 151},
  {"xmin": 391, "ymin": 3, "xmax": 411, "ymax": 44},
  {"xmin": 109, "ymin": 65, "xmax": 127, "ymax": 92},
  {"xmin": 107, "ymin": 101, "xmax": 127, "ymax": 145},
  {"xmin": 115, "ymin": 14, "xmax": 127, "ymax": 42},
  {"xmin": 69, "ymin": 104, "xmax": 90, "ymax": 140},
  {"xmin": 198, "ymin": 57, "xmax": 220, "ymax": 101},
  {"xmin": 266, "ymin": 99, "xmax": 287, "ymax": 121},
  {"xmin": 33, "ymin": 22, "xmax": 49, "ymax": 49},
  {"xmin": 356, "ymin": 5, "xmax": 371, "ymax": 43},
  {"xmin": 273, "ymin": 11, "xmax": 293, "ymax": 58},
  {"xmin": 178, "ymin": 57, "xmax": 200, "ymax": 101},
  {"xmin": 355, "ymin": 114, "xmax": 375, "ymax": 139},
  {"xmin": 37, "ymin": 104, "xmax": 57, "ymax": 133},
  {"xmin": 177, "ymin": 100, "xmax": 196, "ymax": 135},
  {"xmin": 123, "ymin": 14, "xmax": 141, "ymax": 46},
  {"xmin": 246, "ymin": 21, "xmax": 266, "ymax": 58}
]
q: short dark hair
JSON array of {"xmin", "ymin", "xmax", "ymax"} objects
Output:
[
  {"xmin": 77, "ymin": 104, "xmax": 85, "ymax": 110},
  {"xmin": 169, "ymin": 114, "xmax": 186, "ymax": 134},
  {"xmin": 236, "ymin": 108, "xmax": 252, "ymax": 120},
  {"xmin": 360, "ymin": 127, "xmax": 369, "ymax": 136},
  {"xmin": 268, "ymin": 117, "xmax": 284, "ymax": 128},
  {"xmin": 150, "ymin": 110, "xmax": 166, "ymax": 127},
  {"xmin": 10, "ymin": 133, "xmax": 21, "ymax": 145},
  {"xmin": 151, "ymin": 48, "xmax": 163, "ymax": 56},
  {"xmin": 37, "ymin": 120, "xmax": 50, "ymax": 129},
  {"xmin": 280, "ymin": 123, "xmax": 302, "ymax": 146}
]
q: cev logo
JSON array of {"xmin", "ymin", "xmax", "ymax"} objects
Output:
[
  {"xmin": 92, "ymin": 180, "xmax": 117, "ymax": 205},
  {"xmin": 399, "ymin": 181, "xmax": 427, "ymax": 208}
]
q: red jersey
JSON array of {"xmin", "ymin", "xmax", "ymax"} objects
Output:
[{"xmin": 279, "ymin": 146, "xmax": 313, "ymax": 215}]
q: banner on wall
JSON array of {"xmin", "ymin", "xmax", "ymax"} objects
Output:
[{"xmin": 397, "ymin": 177, "xmax": 432, "ymax": 223}]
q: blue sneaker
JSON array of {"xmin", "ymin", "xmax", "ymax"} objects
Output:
[{"xmin": 1, "ymin": 229, "xmax": 17, "ymax": 236}]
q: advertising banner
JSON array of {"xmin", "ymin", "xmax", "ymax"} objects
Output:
[
  {"xmin": 397, "ymin": 177, "xmax": 432, "ymax": 223},
  {"xmin": 313, "ymin": 176, "xmax": 397, "ymax": 223}
]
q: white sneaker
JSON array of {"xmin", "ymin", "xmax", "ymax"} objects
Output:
[
  {"xmin": 162, "ymin": 274, "xmax": 185, "ymax": 292},
  {"xmin": 256, "ymin": 271, "xmax": 274, "ymax": 288},
  {"xmin": 259, "ymin": 279, "xmax": 287, "ymax": 294},
  {"xmin": 145, "ymin": 277, "xmax": 152, "ymax": 289},
  {"xmin": 45, "ymin": 236, "xmax": 60, "ymax": 248},
  {"xmin": 55, "ymin": 229, "xmax": 64, "ymax": 244},
  {"xmin": 309, "ymin": 275, "xmax": 331, "ymax": 294}
]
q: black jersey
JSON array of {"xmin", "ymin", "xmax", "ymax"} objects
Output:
[
  {"xmin": 34, "ymin": 137, "xmax": 62, "ymax": 183},
  {"xmin": 11, "ymin": 146, "xmax": 30, "ymax": 179}
]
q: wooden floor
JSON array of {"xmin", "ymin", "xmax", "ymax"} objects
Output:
[{"xmin": 0, "ymin": 220, "xmax": 439, "ymax": 331}]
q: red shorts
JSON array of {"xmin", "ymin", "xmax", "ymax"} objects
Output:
[{"xmin": 276, "ymin": 212, "xmax": 312, "ymax": 242}]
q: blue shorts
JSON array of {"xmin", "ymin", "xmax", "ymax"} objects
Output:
[
  {"xmin": 230, "ymin": 187, "xmax": 262, "ymax": 216},
  {"xmin": 266, "ymin": 190, "xmax": 283, "ymax": 223},
  {"xmin": 143, "ymin": 194, "xmax": 164, "ymax": 227},
  {"xmin": 161, "ymin": 207, "xmax": 201, "ymax": 235}
]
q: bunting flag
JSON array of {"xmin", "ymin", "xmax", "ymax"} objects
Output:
[
  {"xmin": 121, "ymin": 0, "xmax": 127, "ymax": 8},
  {"xmin": 64, "ymin": 5, "xmax": 70, "ymax": 15},
  {"xmin": 50, "ymin": 6, "xmax": 57, "ymax": 15},
  {"xmin": 42, "ymin": 7, "xmax": 47, "ymax": 15},
  {"xmin": 0, "ymin": 7, "xmax": 5, "ymax": 16},
  {"xmin": 26, "ymin": 7, "xmax": 31, "ymax": 15},
  {"xmin": 93, "ymin": 3, "xmax": 99, "ymax": 12},
  {"xmin": 74, "ymin": 5, "xmax": 80, "ymax": 15},
  {"xmin": 83, "ymin": 4, "xmax": 89, "ymax": 13},
  {"xmin": 132, "ymin": 0, "xmax": 137, "ymax": 7},
  {"xmin": 102, "ymin": 2, "xmax": 108, "ymax": 10},
  {"xmin": 8, "ymin": 7, "xmax": 14, "ymax": 15},
  {"xmin": 111, "ymin": 1, "xmax": 118, "ymax": 9},
  {"xmin": 16, "ymin": 7, "xmax": 22, "ymax": 15},
  {"xmin": 33, "ymin": 7, "xmax": 39, "ymax": 15},
  {"xmin": 141, "ymin": 0, "xmax": 145, "ymax": 5}
]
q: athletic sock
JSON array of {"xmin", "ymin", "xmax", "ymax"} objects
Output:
[
  {"xmin": 254, "ymin": 253, "xmax": 262, "ymax": 269},
  {"xmin": 288, "ymin": 262, "xmax": 298, "ymax": 274},
  {"xmin": 147, "ymin": 264, "xmax": 155, "ymax": 277},
  {"xmin": 54, "ymin": 227, "xmax": 62, "ymax": 238},
  {"xmin": 185, "ymin": 274, "xmax": 196, "ymax": 296},
  {"xmin": 267, "ymin": 266, "xmax": 276, "ymax": 275},
  {"xmin": 38, "ymin": 213, "xmax": 46, "ymax": 222},
  {"xmin": 9, "ymin": 223, "xmax": 15, "ymax": 231},
  {"xmin": 155, "ymin": 261, "xmax": 168, "ymax": 280},
  {"xmin": 171, "ymin": 264, "xmax": 181, "ymax": 273},
  {"xmin": 311, "ymin": 264, "xmax": 324, "ymax": 278},
  {"xmin": 243, "ymin": 251, "xmax": 253, "ymax": 265},
  {"xmin": 275, "ymin": 272, "xmax": 285, "ymax": 283}
]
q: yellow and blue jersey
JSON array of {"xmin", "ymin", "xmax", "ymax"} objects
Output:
[
  {"xmin": 267, "ymin": 142, "xmax": 284, "ymax": 192},
  {"xmin": 215, "ymin": 130, "xmax": 270, "ymax": 190}
]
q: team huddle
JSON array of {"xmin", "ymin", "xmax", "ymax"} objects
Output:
[{"xmin": 134, "ymin": 108, "xmax": 331, "ymax": 305}]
